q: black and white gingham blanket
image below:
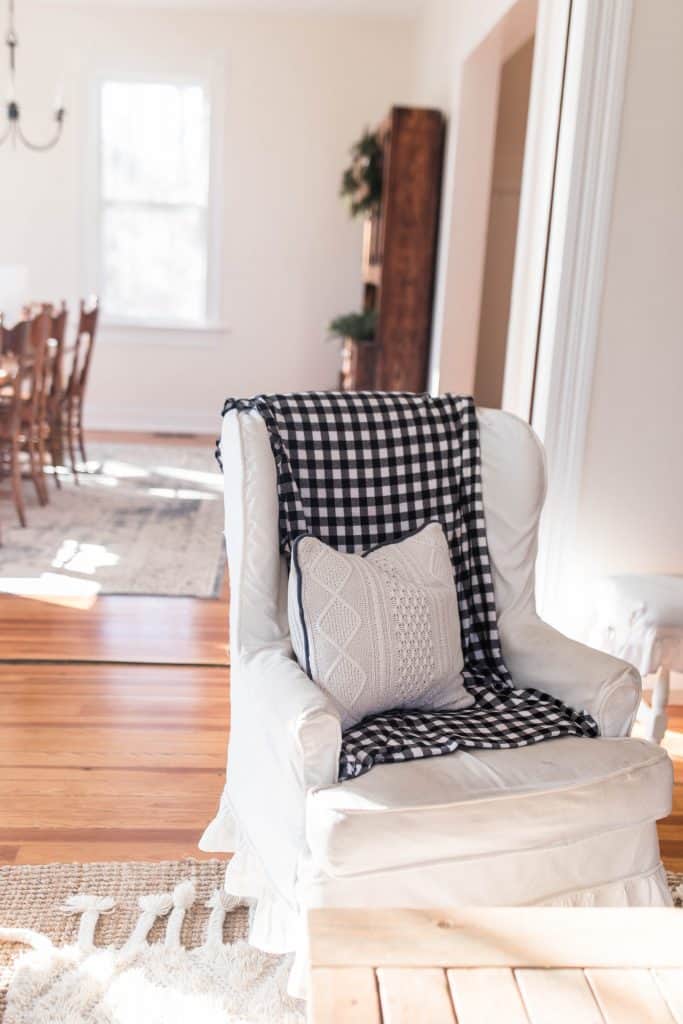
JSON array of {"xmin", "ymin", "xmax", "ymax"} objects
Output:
[{"xmin": 219, "ymin": 392, "xmax": 598, "ymax": 780}]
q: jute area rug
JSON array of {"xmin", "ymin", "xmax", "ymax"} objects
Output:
[
  {"xmin": 0, "ymin": 443, "xmax": 225, "ymax": 598},
  {"xmin": 0, "ymin": 859, "xmax": 303, "ymax": 1023}
]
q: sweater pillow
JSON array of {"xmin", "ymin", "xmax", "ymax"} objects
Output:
[{"xmin": 288, "ymin": 521, "xmax": 473, "ymax": 730}]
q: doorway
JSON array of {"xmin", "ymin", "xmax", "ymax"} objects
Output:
[
  {"xmin": 473, "ymin": 37, "xmax": 535, "ymax": 409},
  {"xmin": 428, "ymin": 0, "xmax": 573, "ymax": 420}
]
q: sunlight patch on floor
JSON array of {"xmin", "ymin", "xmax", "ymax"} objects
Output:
[
  {"xmin": 147, "ymin": 487, "xmax": 218, "ymax": 501},
  {"xmin": 98, "ymin": 459, "xmax": 150, "ymax": 479},
  {"xmin": 663, "ymin": 729, "xmax": 683, "ymax": 761},
  {"xmin": 154, "ymin": 465, "xmax": 222, "ymax": 491},
  {"xmin": 0, "ymin": 572, "xmax": 101, "ymax": 608},
  {"xmin": 52, "ymin": 539, "xmax": 121, "ymax": 575}
]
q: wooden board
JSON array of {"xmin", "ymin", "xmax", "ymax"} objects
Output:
[
  {"xmin": 448, "ymin": 967, "xmax": 529, "ymax": 1024},
  {"xmin": 515, "ymin": 969, "xmax": 603, "ymax": 1024},
  {"xmin": 308, "ymin": 909, "xmax": 683, "ymax": 1023},
  {"xmin": 585, "ymin": 969, "xmax": 677, "ymax": 1024},
  {"xmin": 308, "ymin": 908, "xmax": 683, "ymax": 969},
  {"xmin": 308, "ymin": 967, "xmax": 380, "ymax": 1023},
  {"xmin": 377, "ymin": 967, "xmax": 455, "ymax": 1023}
]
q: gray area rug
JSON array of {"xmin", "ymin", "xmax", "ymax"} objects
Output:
[{"xmin": 0, "ymin": 443, "xmax": 225, "ymax": 598}]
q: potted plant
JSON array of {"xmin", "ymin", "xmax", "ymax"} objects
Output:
[
  {"xmin": 328, "ymin": 309, "xmax": 377, "ymax": 343},
  {"xmin": 339, "ymin": 130, "xmax": 383, "ymax": 219},
  {"xmin": 329, "ymin": 309, "xmax": 378, "ymax": 390}
]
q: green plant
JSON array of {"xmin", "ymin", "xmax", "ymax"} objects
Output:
[
  {"xmin": 339, "ymin": 129, "xmax": 382, "ymax": 218},
  {"xmin": 328, "ymin": 309, "xmax": 378, "ymax": 342}
]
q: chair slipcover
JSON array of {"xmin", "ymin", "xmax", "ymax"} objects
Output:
[{"xmin": 200, "ymin": 406, "xmax": 673, "ymax": 985}]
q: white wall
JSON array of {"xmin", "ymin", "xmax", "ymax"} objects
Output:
[
  {"xmin": 573, "ymin": 0, "xmax": 683, "ymax": 587},
  {"xmin": 0, "ymin": 4, "xmax": 414, "ymax": 432}
]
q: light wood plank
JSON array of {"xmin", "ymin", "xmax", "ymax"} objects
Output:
[
  {"xmin": 654, "ymin": 970, "xmax": 683, "ymax": 1023},
  {"xmin": 586, "ymin": 969, "xmax": 675, "ymax": 1024},
  {"xmin": 308, "ymin": 967, "xmax": 380, "ymax": 1023},
  {"xmin": 515, "ymin": 969, "xmax": 603, "ymax": 1024},
  {"xmin": 308, "ymin": 909, "xmax": 683, "ymax": 969},
  {"xmin": 377, "ymin": 967, "xmax": 455, "ymax": 1023},
  {"xmin": 448, "ymin": 967, "xmax": 530, "ymax": 1024}
]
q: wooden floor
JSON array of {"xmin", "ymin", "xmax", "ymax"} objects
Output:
[
  {"xmin": 658, "ymin": 704, "xmax": 683, "ymax": 871},
  {"xmin": 0, "ymin": 431, "xmax": 230, "ymax": 865},
  {"xmin": 0, "ymin": 431, "xmax": 681, "ymax": 870}
]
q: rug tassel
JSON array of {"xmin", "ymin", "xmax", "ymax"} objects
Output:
[
  {"xmin": 60, "ymin": 894, "xmax": 115, "ymax": 950},
  {"xmin": 122, "ymin": 891, "xmax": 173, "ymax": 953},
  {"xmin": 204, "ymin": 889, "xmax": 244, "ymax": 947},
  {"xmin": 0, "ymin": 926, "xmax": 54, "ymax": 952},
  {"xmin": 164, "ymin": 880, "xmax": 196, "ymax": 949}
]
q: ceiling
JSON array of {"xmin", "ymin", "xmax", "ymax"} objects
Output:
[{"xmin": 35, "ymin": 0, "xmax": 426, "ymax": 15}]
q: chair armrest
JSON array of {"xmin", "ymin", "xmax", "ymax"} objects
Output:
[
  {"xmin": 239, "ymin": 646, "xmax": 342, "ymax": 789},
  {"xmin": 224, "ymin": 645, "xmax": 342, "ymax": 906},
  {"xmin": 499, "ymin": 615, "xmax": 641, "ymax": 737}
]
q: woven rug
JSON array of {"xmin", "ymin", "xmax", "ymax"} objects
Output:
[
  {"xmin": 0, "ymin": 443, "xmax": 225, "ymax": 598},
  {"xmin": 0, "ymin": 859, "xmax": 303, "ymax": 1023}
]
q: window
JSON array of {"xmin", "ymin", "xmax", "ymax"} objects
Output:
[{"xmin": 98, "ymin": 78, "xmax": 211, "ymax": 325}]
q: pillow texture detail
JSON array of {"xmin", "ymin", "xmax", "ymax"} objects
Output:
[{"xmin": 288, "ymin": 521, "xmax": 473, "ymax": 730}]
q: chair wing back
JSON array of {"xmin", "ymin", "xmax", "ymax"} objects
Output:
[
  {"xmin": 220, "ymin": 406, "xmax": 546, "ymax": 660},
  {"xmin": 478, "ymin": 408, "xmax": 546, "ymax": 627},
  {"xmin": 221, "ymin": 409, "xmax": 290, "ymax": 661}
]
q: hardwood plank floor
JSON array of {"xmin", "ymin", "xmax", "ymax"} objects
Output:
[
  {"xmin": 0, "ymin": 589, "xmax": 228, "ymax": 665},
  {"xmin": 0, "ymin": 662, "xmax": 229, "ymax": 864},
  {"xmin": 0, "ymin": 432, "xmax": 681, "ymax": 873},
  {"xmin": 0, "ymin": 431, "xmax": 230, "ymax": 864},
  {"xmin": 659, "ymin": 704, "xmax": 683, "ymax": 871}
]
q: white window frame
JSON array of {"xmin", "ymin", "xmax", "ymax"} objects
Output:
[{"xmin": 85, "ymin": 66, "xmax": 226, "ymax": 339}]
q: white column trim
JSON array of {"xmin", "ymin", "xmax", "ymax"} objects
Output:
[
  {"xmin": 501, "ymin": 0, "xmax": 571, "ymax": 420},
  {"xmin": 532, "ymin": 0, "xmax": 633, "ymax": 628}
]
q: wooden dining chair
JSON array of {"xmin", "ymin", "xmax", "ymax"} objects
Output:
[
  {"xmin": 0, "ymin": 317, "xmax": 39, "ymax": 531},
  {"xmin": 61, "ymin": 297, "xmax": 99, "ymax": 480},
  {"xmin": 24, "ymin": 310, "xmax": 52, "ymax": 506},
  {"xmin": 45, "ymin": 302, "xmax": 68, "ymax": 486}
]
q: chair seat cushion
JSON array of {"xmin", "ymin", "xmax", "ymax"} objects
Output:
[{"xmin": 306, "ymin": 736, "xmax": 672, "ymax": 876}]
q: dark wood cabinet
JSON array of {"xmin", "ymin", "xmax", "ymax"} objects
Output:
[{"xmin": 343, "ymin": 106, "xmax": 445, "ymax": 393}]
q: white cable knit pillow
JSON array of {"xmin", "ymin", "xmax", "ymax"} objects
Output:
[{"xmin": 288, "ymin": 521, "xmax": 473, "ymax": 730}]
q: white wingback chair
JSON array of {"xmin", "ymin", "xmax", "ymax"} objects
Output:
[{"xmin": 201, "ymin": 405, "xmax": 674, "ymax": 979}]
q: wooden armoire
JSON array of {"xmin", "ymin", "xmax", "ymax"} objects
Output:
[{"xmin": 341, "ymin": 106, "xmax": 445, "ymax": 393}]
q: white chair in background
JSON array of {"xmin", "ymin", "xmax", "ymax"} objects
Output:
[{"xmin": 591, "ymin": 575, "xmax": 683, "ymax": 743}]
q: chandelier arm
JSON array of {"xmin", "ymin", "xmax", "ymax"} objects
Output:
[
  {"xmin": 3, "ymin": 0, "xmax": 66, "ymax": 152},
  {"xmin": 15, "ymin": 114, "xmax": 64, "ymax": 152},
  {"xmin": 0, "ymin": 117, "xmax": 12, "ymax": 146}
]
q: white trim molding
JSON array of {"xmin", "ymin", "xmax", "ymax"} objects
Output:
[
  {"xmin": 532, "ymin": 0, "xmax": 634, "ymax": 630},
  {"xmin": 501, "ymin": 0, "xmax": 571, "ymax": 419},
  {"xmin": 84, "ymin": 404, "xmax": 221, "ymax": 435}
]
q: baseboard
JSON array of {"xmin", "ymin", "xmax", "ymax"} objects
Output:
[{"xmin": 84, "ymin": 406, "xmax": 221, "ymax": 435}]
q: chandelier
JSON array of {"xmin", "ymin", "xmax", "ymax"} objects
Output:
[{"xmin": 1, "ymin": 0, "xmax": 65, "ymax": 150}]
